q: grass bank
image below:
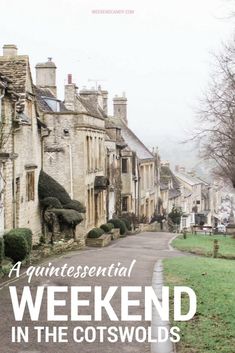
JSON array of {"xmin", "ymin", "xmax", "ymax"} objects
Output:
[
  {"xmin": 172, "ymin": 233, "xmax": 235, "ymax": 259},
  {"xmin": 164, "ymin": 257, "xmax": 235, "ymax": 353}
]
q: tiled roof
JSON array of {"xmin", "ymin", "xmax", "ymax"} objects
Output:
[
  {"xmin": 0, "ymin": 55, "xmax": 30, "ymax": 112},
  {"xmin": 106, "ymin": 116, "xmax": 153, "ymax": 160},
  {"xmin": 169, "ymin": 188, "xmax": 181, "ymax": 200},
  {"xmin": 78, "ymin": 96, "xmax": 106, "ymax": 119},
  {"xmin": 160, "ymin": 165, "xmax": 181, "ymax": 190},
  {"xmin": 175, "ymin": 171, "xmax": 209, "ymax": 186}
]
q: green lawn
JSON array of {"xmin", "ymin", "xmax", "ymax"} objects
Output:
[
  {"xmin": 172, "ymin": 234, "xmax": 235, "ymax": 259},
  {"xmin": 164, "ymin": 257, "xmax": 235, "ymax": 353}
]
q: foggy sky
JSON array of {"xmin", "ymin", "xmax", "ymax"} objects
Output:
[{"xmin": 1, "ymin": 0, "xmax": 234, "ymax": 168}]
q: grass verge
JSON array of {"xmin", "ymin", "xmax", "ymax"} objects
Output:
[
  {"xmin": 172, "ymin": 233, "xmax": 235, "ymax": 259},
  {"xmin": 164, "ymin": 257, "xmax": 235, "ymax": 353}
]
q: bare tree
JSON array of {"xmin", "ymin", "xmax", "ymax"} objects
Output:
[{"xmin": 192, "ymin": 40, "xmax": 235, "ymax": 187}]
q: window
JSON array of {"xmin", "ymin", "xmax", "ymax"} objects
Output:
[
  {"xmin": 122, "ymin": 158, "xmax": 128, "ymax": 173},
  {"xmin": 26, "ymin": 171, "xmax": 35, "ymax": 201},
  {"xmin": 122, "ymin": 196, "xmax": 128, "ymax": 212},
  {"xmin": 86, "ymin": 136, "xmax": 90, "ymax": 170},
  {"xmin": 196, "ymin": 200, "xmax": 200, "ymax": 205}
]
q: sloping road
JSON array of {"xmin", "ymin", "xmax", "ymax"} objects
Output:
[{"xmin": 0, "ymin": 232, "xmax": 183, "ymax": 353}]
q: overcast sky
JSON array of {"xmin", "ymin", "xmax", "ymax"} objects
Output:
[{"xmin": 1, "ymin": 0, "xmax": 234, "ymax": 169}]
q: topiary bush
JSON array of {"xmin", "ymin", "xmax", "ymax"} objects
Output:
[
  {"xmin": 121, "ymin": 212, "xmax": 138, "ymax": 230},
  {"xmin": 6, "ymin": 228, "xmax": 32, "ymax": 254},
  {"xmin": 51, "ymin": 209, "xmax": 83, "ymax": 226},
  {"xmin": 108, "ymin": 219, "xmax": 127, "ymax": 235},
  {"xmin": 120, "ymin": 218, "xmax": 132, "ymax": 231},
  {"xmin": 38, "ymin": 170, "xmax": 71, "ymax": 205},
  {"xmin": 4, "ymin": 232, "xmax": 28, "ymax": 263},
  {"xmin": 0, "ymin": 237, "xmax": 4, "ymax": 269},
  {"xmin": 64, "ymin": 200, "xmax": 86, "ymax": 213},
  {"xmin": 100, "ymin": 223, "xmax": 114, "ymax": 233},
  {"xmin": 87, "ymin": 228, "xmax": 105, "ymax": 239},
  {"xmin": 38, "ymin": 171, "xmax": 86, "ymax": 219},
  {"xmin": 41, "ymin": 197, "xmax": 62, "ymax": 209}
]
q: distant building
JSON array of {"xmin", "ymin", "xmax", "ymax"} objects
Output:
[
  {"xmin": 174, "ymin": 169, "xmax": 212, "ymax": 228},
  {"xmin": 106, "ymin": 94, "xmax": 157, "ymax": 221}
]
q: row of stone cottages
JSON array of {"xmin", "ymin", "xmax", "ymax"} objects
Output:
[{"xmin": 0, "ymin": 44, "xmax": 161, "ymax": 244}]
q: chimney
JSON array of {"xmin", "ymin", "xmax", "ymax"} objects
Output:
[
  {"xmin": 175, "ymin": 165, "xmax": 179, "ymax": 172},
  {"xmin": 68, "ymin": 74, "xmax": 72, "ymax": 84},
  {"xmin": 35, "ymin": 57, "xmax": 57, "ymax": 97},
  {"xmin": 179, "ymin": 166, "xmax": 186, "ymax": 173},
  {"xmin": 79, "ymin": 86, "xmax": 104, "ymax": 111},
  {"xmin": 3, "ymin": 44, "xmax": 18, "ymax": 56},
  {"xmin": 113, "ymin": 92, "xmax": 127, "ymax": 124},
  {"xmin": 101, "ymin": 89, "xmax": 108, "ymax": 115},
  {"xmin": 64, "ymin": 74, "xmax": 77, "ymax": 111}
]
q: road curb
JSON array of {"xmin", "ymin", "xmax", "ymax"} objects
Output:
[
  {"xmin": 168, "ymin": 234, "xmax": 179, "ymax": 251},
  {"xmin": 151, "ymin": 260, "xmax": 175, "ymax": 353}
]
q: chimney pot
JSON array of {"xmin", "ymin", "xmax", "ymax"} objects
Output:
[{"xmin": 68, "ymin": 74, "xmax": 72, "ymax": 84}]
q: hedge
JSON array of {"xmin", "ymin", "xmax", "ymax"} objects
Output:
[
  {"xmin": 108, "ymin": 219, "xmax": 127, "ymax": 235},
  {"xmin": 64, "ymin": 200, "xmax": 86, "ymax": 213},
  {"xmin": 51, "ymin": 209, "xmax": 83, "ymax": 226},
  {"xmin": 38, "ymin": 171, "xmax": 86, "ymax": 217},
  {"xmin": 87, "ymin": 228, "xmax": 105, "ymax": 239},
  {"xmin": 38, "ymin": 170, "xmax": 71, "ymax": 205},
  {"xmin": 120, "ymin": 218, "xmax": 132, "ymax": 231},
  {"xmin": 6, "ymin": 228, "xmax": 32, "ymax": 254},
  {"xmin": 100, "ymin": 223, "xmax": 114, "ymax": 233},
  {"xmin": 4, "ymin": 232, "xmax": 28, "ymax": 263},
  {"xmin": 41, "ymin": 197, "xmax": 62, "ymax": 209}
]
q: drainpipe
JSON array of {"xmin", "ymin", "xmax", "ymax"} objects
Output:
[
  {"xmin": 106, "ymin": 149, "xmax": 110, "ymax": 222},
  {"xmin": 12, "ymin": 104, "xmax": 18, "ymax": 229},
  {"xmin": 68, "ymin": 144, "xmax": 73, "ymax": 199},
  {"xmin": 137, "ymin": 162, "xmax": 141, "ymax": 221},
  {"xmin": 0, "ymin": 90, "xmax": 5, "ymax": 124},
  {"xmin": 40, "ymin": 116, "xmax": 51, "ymax": 171}
]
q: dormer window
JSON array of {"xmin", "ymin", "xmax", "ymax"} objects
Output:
[{"xmin": 43, "ymin": 97, "xmax": 60, "ymax": 112}]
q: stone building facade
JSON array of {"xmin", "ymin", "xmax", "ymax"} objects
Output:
[
  {"xmin": 107, "ymin": 94, "xmax": 157, "ymax": 221},
  {"xmin": 0, "ymin": 45, "xmax": 42, "ymax": 239},
  {"xmin": 0, "ymin": 44, "xmax": 161, "ymax": 241},
  {"xmin": 35, "ymin": 68, "xmax": 108, "ymax": 235}
]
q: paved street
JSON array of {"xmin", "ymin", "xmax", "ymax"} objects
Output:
[{"xmin": 0, "ymin": 232, "xmax": 184, "ymax": 353}]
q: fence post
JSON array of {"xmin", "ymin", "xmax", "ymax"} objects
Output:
[{"xmin": 213, "ymin": 239, "xmax": 219, "ymax": 258}]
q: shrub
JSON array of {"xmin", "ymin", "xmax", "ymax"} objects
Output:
[
  {"xmin": 121, "ymin": 212, "xmax": 139, "ymax": 229},
  {"xmin": 0, "ymin": 237, "xmax": 4, "ymax": 268},
  {"xmin": 4, "ymin": 232, "xmax": 28, "ymax": 263},
  {"xmin": 64, "ymin": 200, "xmax": 86, "ymax": 213},
  {"xmin": 6, "ymin": 228, "xmax": 32, "ymax": 254},
  {"xmin": 120, "ymin": 218, "xmax": 132, "ymax": 231},
  {"xmin": 100, "ymin": 223, "xmax": 114, "ymax": 233},
  {"xmin": 52, "ymin": 209, "xmax": 83, "ymax": 226},
  {"xmin": 41, "ymin": 197, "xmax": 62, "ymax": 209},
  {"xmin": 168, "ymin": 206, "xmax": 182, "ymax": 225},
  {"xmin": 87, "ymin": 228, "xmax": 105, "ymax": 239},
  {"xmin": 108, "ymin": 219, "xmax": 127, "ymax": 235},
  {"xmin": 38, "ymin": 171, "xmax": 86, "ymax": 214},
  {"xmin": 38, "ymin": 170, "xmax": 71, "ymax": 205}
]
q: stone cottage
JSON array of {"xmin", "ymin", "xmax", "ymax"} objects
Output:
[
  {"xmin": 106, "ymin": 94, "xmax": 157, "ymax": 221},
  {"xmin": 0, "ymin": 45, "xmax": 43, "ymax": 240},
  {"xmin": 35, "ymin": 66, "xmax": 108, "ymax": 235}
]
